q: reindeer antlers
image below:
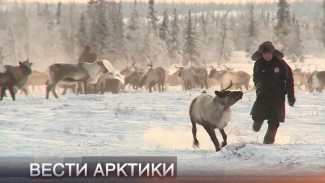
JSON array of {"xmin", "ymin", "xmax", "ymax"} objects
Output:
[
  {"xmin": 148, "ymin": 64, "xmax": 153, "ymax": 70},
  {"xmin": 132, "ymin": 61, "xmax": 138, "ymax": 71},
  {"xmin": 222, "ymin": 80, "xmax": 233, "ymax": 91}
]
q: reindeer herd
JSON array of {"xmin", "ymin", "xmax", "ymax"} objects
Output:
[
  {"xmin": 1, "ymin": 59, "xmax": 325, "ymax": 101},
  {"xmin": 292, "ymin": 66, "xmax": 325, "ymax": 92},
  {"xmin": 2, "ymin": 59, "xmax": 325, "ymax": 153}
]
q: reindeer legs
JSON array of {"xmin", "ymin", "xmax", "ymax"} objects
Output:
[
  {"xmin": 219, "ymin": 129, "xmax": 227, "ymax": 147},
  {"xmin": 203, "ymin": 125, "xmax": 221, "ymax": 152},
  {"xmin": 0, "ymin": 87, "xmax": 6, "ymax": 100},
  {"xmin": 46, "ymin": 84, "xmax": 58, "ymax": 99},
  {"xmin": 191, "ymin": 120, "xmax": 199, "ymax": 148},
  {"xmin": 8, "ymin": 86, "xmax": 16, "ymax": 101}
]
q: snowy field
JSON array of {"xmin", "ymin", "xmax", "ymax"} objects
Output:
[
  {"xmin": 1, "ymin": 54, "xmax": 325, "ymax": 177},
  {"xmin": 0, "ymin": 86, "xmax": 325, "ymax": 177}
]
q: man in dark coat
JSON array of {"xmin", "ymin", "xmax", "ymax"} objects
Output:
[{"xmin": 250, "ymin": 41, "xmax": 295, "ymax": 144}]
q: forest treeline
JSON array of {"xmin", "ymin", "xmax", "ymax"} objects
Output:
[{"xmin": 0, "ymin": 0, "xmax": 324, "ymax": 70}]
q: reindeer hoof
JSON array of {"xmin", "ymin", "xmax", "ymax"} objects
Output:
[
  {"xmin": 222, "ymin": 142, "xmax": 227, "ymax": 147},
  {"xmin": 216, "ymin": 147, "xmax": 221, "ymax": 152},
  {"xmin": 193, "ymin": 140, "xmax": 200, "ymax": 148}
]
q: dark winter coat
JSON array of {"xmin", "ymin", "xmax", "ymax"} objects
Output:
[{"xmin": 250, "ymin": 53, "xmax": 295, "ymax": 123}]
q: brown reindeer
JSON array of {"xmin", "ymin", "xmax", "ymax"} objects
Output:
[
  {"xmin": 25, "ymin": 70, "xmax": 49, "ymax": 91},
  {"xmin": 292, "ymin": 68, "xmax": 307, "ymax": 91},
  {"xmin": 139, "ymin": 65, "xmax": 166, "ymax": 92},
  {"xmin": 209, "ymin": 68, "xmax": 250, "ymax": 90},
  {"xmin": 0, "ymin": 59, "xmax": 33, "ymax": 101},
  {"xmin": 177, "ymin": 66, "xmax": 208, "ymax": 90},
  {"xmin": 166, "ymin": 67, "xmax": 183, "ymax": 86},
  {"xmin": 307, "ymin": 71, "xmax": 325, "ymax": 92}
]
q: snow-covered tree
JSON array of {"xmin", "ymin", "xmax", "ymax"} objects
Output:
[
  {"xmin": 217, "ymin": 11, "xmax": 232, "ymax": 63},
  {"xmin": 287, "ymin": 18, "xmax": 304, "ymax": 62},
  {"xmin": 320, "ymin": 0, "xmax": 325, "ymax": 48},
  {"xmin": 245, "ymin": 4, "xmax": 259, "ymax": 58},
  {"xmin": 107, "ymin": 1, "xmax": 127, "ymax": 64},
  {"xmin": 159, "ymin": 10, "xmax": 169, "ymax": 41},
  {"xmin": 274, "ymin": 0, "xmax": 291, "ymax": 53},
  {"xmin": 126, "ymin": 0, "xmax": 146, "ymax": 65},
  {"xmin": 76, "ymin": 13, "xmax": 88, "ymax": 49},
  {"xmin": 147, "ymin": 0, "xmax": 159, "ymax": 34},
  {"xmin": 166, "ymin": 8, "xmax": 182, "ymax": 64},
  {"xmin": 56, "ymin": 2, "xmax": 62, "ymax": 25},
  {"xmin": 183, "ymin": 10, "xmax": 200, "ymax": 66}
]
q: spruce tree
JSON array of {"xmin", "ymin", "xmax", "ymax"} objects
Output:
[
  {"xmin": 96, "ymin": 0, "xmax": 110, "ymax": 56},
  {"xmin": 116, "ymin": 1, "xmax": 127, "ymax": 61},
  {"xmin": 288, "ymin": 18, "xmax": 304, "ymax": 62},
  {"xmin": 167, "ymin": 8, "xmax": 181, "ymax": 64},
  {"xmin": 148, "ymin": 0, "xmax": 159, "ymax": 33},
  {"xmin": 108, "ymin": 1, "xmax": 127, "ymax": 63},
  {"xmin": 77, "ymin": 13, "xmax": 88, "ymax": 49},
  {"xmin": 183, "ymin": 10, "xmax": 199, "ymax": 66},
  {"xmin": 274, "ymin": 0, "xmax": 291, "ymax": 52},
  {"xmin": 56, "ymin": 2, "xmax": 61, "ymax": 25},
  {"xmin": 320, "ymin": 0, "xmax": 325, "ymax": 47},
  {"xmin": 159, "ymin": 10, "xmax": 169, "ymax": 40},
  {"xmin": 246, "ymin": 4, "xmax": 258, "ymax": 58},
  {"xmin": 200, "ymin": 12, "xmax": 208, "ymax": 45},
  {"xmin": 217, "ymin": 11, "xmax": 231, "ymax": 63},
  {"xmin": 126, "ymin": 0, "xmax": 146, "ymax": 64}
]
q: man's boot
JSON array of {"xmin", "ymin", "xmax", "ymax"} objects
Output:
[
  {"xmin": 263, "ymin": 121, "xmax": 279, "ymax": 144},
  {"xmin": 253, "ymin": 121, "xmax": 263, "ymax": 132}
]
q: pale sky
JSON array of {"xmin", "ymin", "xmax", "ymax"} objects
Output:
[{"xmin": 2, "ymin": 0, "xmax": 317, "ymax": 4}]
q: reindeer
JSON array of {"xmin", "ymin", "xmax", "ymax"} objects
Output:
[
  {"xmin": 0, "ymin": 59, "xmax": 33, "ymax": 101},
  {"xmin": 95, "ymin": 74, "xmax": 124, "ymax": 94},
  {"xmin": 191, "ymin": 66, "xmax": 208, "ymax": 89},
  {"xmin": 25, "ymin": 70, "xmax": 49, "ymax": 91},
  {"xmin": 292, "ymin": 68, "xmax": 307, "ymax": 91},
  {"xmin": 209, "ymin": 68, "xmax": 250, "ymax": 90},
  {"xmin": 177, "ymin": 66, "xmax": 208, "ymax": 90},
  {"xmin": 189, "ymin": 81, "xmax": 243, "ymax": 152},
  {"xmin": 45, "ymin": 60, "xmax": 108, "ymax": 99},
  {"xmin": 120, "ymin": 65, "xmax": 134, "ymax": 76},
  {"xmin": 166, "ymin": 66, "xmax": 183, "ymax": 86},
  {"xmin": 124, "ymin": 63, "xmax": 145, "ymax": 90},
  {"xmin": 307, "ymin": 71, "xmax": 325, "ymax": 92},
  {"xmin": 139, "ymin": 64, "xmax": 166, "ymax": 92}
]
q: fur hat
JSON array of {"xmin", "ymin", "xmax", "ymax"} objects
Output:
[{"xmin": 251, "ymin": 41, "xmax": 284, "ymax": 61}]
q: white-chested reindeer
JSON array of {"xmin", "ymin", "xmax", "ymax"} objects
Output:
[
  {"xmin": 189, "ymin": 81, "xmax": 243, "ymax": 152},
  {"xmin": 45, "ymin": 60, "xmax": 108, "ymax": 99}
]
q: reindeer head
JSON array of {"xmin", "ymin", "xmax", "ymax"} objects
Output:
[
  {"xmin": 175, "ymin": 66, "xmax": 184, "ymax": 77},
  {"xmin": 209, "ymin": 68, "xmax": 217, "ymax": 78},
  {"xmin": 214, "ymin": 81, "xmax": 243, "ymax": 108},
  {"xmin": 97, "ymin": 60, "xmax": 109, "ymax": 74},
  {"xmin": 19, "ymin": 59, "xmax": 33, "ymax": 70}
]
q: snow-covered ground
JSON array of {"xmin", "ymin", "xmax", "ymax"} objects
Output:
[
  {"xmin": 0, "ymin": 86, "xmax": 325, "ymax": 176},
  {"xmin": 1, "ymin": 55, "xmax": 325, "ymax": 177}
]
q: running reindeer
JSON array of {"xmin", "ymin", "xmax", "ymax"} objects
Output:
[{"xmin": 189, "ymin": 81, "xmax": 243, "ymax": 152}]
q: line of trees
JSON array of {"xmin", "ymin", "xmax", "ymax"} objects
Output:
[{"xmin": 0, "ymin": 0, "xmax": 324, "ymax": 71}]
